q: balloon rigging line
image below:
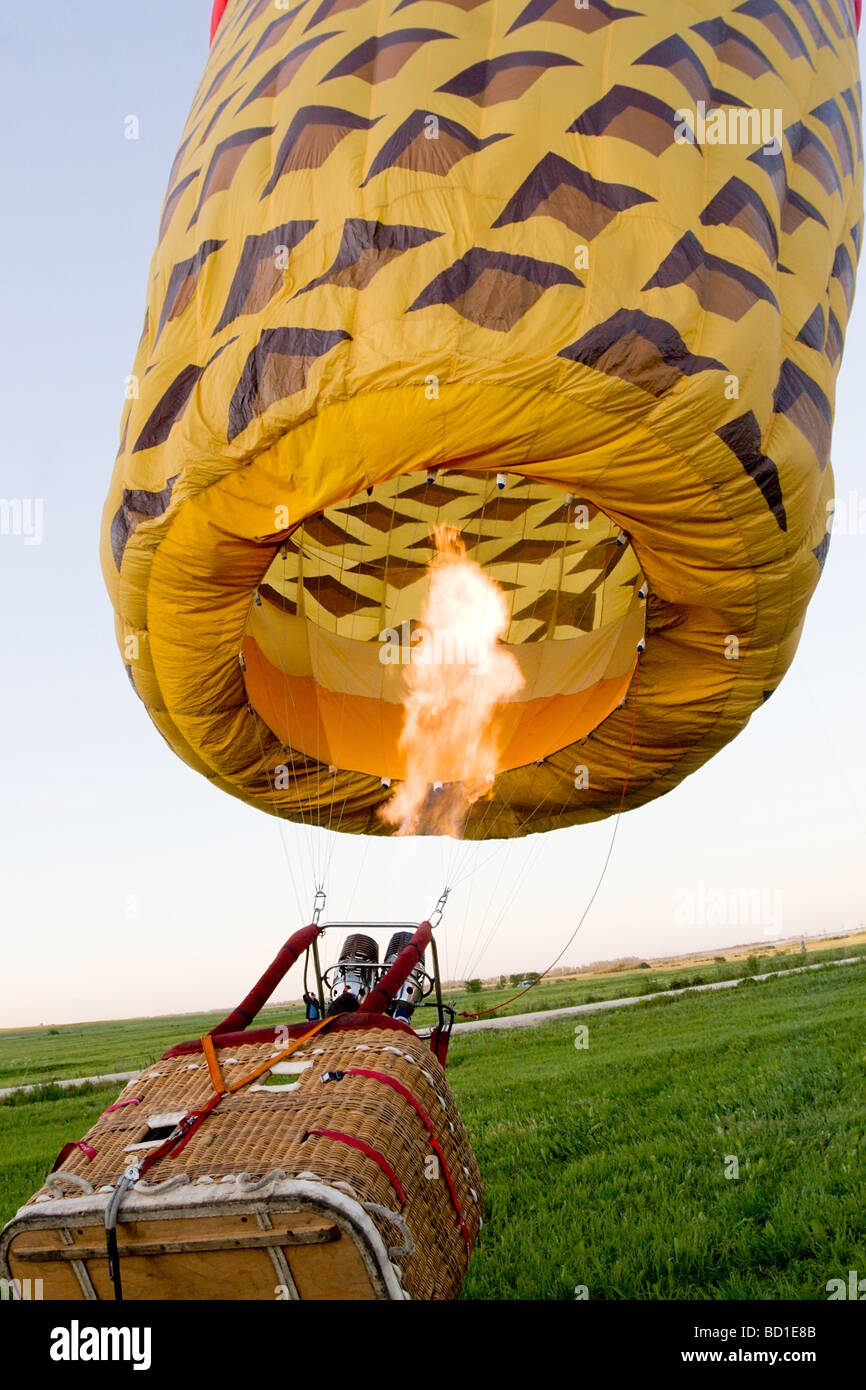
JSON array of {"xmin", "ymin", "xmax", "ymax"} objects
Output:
[
  {"xmin": 460, "ymin": 832, "xmax": 551, "ymax": 984},
  {"xmin": 322, "ymin": 478, "xmax": 385, "ymax": 860},
  {"xmin": 258, "ymin": 567, "xmax": 320, "ymax": 882},
  {"xmin": 458, "ymin": 652, "xmax": 641, "ymax": 1019},
  {"xmin": 343, "ymin": 834, "xmax": 371, "ymax": 923},
  {"xmin": 250, "ymin": 710, "xmax": 308, "ymax": 924},
  {"xmin": 438, "ymin": 528, "xmax": 627, "ymax": 964}
]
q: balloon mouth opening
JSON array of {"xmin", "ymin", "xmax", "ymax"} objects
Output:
[{"xmin": 241, "ymin": 469, "xmax": 646, "ymax": 784}]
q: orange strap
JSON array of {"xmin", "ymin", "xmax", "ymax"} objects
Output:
[
  {"xmin": 201, "ymin": 1033, "xmax": 225, "ymax": 1093},
  {"xmin": 199, "ymin": 1015, "xmax": 334, "ymax": 1098}
]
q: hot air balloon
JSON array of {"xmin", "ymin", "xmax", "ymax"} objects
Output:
[
  {"xmin": 97, "ymin": 0, "xmax": 862, "ymax": 844},
  {"xmin": 3, "ymin": 0, "xmax": 861, "ymax": 1301}
]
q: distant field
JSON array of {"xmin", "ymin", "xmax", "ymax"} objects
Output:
[
  {"xmin": 0, "ymin": 1004, "xmax": 307, "ymax": 1092},
  {"xmin": 1, "ymin": 959, "xmax": 864, "ymax": 1299},
  {"xmin": 2, "ymin": 938, "xmax": 863, "ymax": 1091},
  {"xmin": 445, "ymin": 939, "xmax": 866, "ymax": 1022}
]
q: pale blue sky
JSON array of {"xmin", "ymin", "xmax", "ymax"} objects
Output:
[{"xmin": 1, "ymin": 6, "xmax": 863, "ymax": 1027}]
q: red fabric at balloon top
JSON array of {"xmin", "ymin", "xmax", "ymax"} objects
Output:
[
  {"xmin": 210, "ymin": 0, "xmax": 861, "ymax": 35},
  {"xmin": 210, "ymin": 0, "xmax": 229, "ymax": 44}
]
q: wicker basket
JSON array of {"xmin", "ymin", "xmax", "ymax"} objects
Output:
[{"xmin": 1, "ymin": 1021, "xmax": 482, "ymax": 1301}]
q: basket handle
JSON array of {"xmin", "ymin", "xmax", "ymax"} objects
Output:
[{"xmin": 210, "ymin": 922, "xmax": 321, "ymax": 1036}]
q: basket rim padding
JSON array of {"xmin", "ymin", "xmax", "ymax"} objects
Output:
[{"xmin": 163, "ymin": 1011, "xmax": 416, "ymax": 1058}]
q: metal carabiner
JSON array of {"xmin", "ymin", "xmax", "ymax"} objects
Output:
[
  {"xmin": 312, "ymin": 888, "xmax": 327, "ymax": 925},
  {"xmin": 429, "ymin": 888, "xmax": 450, "ymax": 928}
]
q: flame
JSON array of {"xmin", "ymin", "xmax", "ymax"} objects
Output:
[{"xmin": 380, "ymin": 524, "xmax": 523, "ymax": 836}]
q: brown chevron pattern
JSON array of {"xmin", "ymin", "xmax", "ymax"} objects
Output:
[
  {"xmin": 437, "ymin": 50, "xmax": 578, "ymax": 104},
  {"xmin": 227, "ymin": 326, "xmax": 351, "ymax": 440},
  {"xmin": 558, "ymin": 309, "xmax": 726, "ymax": 396},
  {"xmin": 238, "ymin": 32, "xmax": 337, "ymax": 108},
  {"xmin": 634, "ymin": 35, "xmax": 747, "ymax": 107},
  {"xmin": 796, "ymin": 304, "xmax": 825, "ymax": 348},
  {"xmin": 325, "ymin": 29, "xmax": 456, "ymax": 83},
  {"xmin": 787, "ymin": 120, "xmax": 843, "ymax": 194},
  {"xmin": 408, "ymin": 248, "xmax": 581, "ymax": 329},
  {"xmin": 493, "ymin": 153, "xmax": 654, "ymax": 237},
  {"xmin": 362, "ymin": 111, "xmax": 510, "ymax": 184},
  {"xmin": 569, "ymin": 87, "xmax": 693, "ymax": 155},
  {"xmin": 156, "ymin": 239, "xmax": 225, "ymax": 341},
  {"xmin": 734, "ymin": 0, "xmax": 813, "ymax": 63},
  {"xmin": 507, "ymin": 0, "xmax": 640, "ymax": 35},
  {"xmin": 262, "ymin": 107, "xmax": 380, "ymax": 193},
  {"xmin": 215, "ymin": 221, "xmax": 316, "ymax": 331},
  {"xmin": 773, "ymin": 359, "xmax": 833, "ymax": 466},
  {"xmin": 691, "ymin": 17, "xmax": 780, "ymax": 75},
  {"xmin": 642, "ymin": 231, "xmax": 780, "ymax": 319},
  {"xmin": 297, "ymin": 219, "xmax": 443, "ymax": 295},
  {"xmin": 188, "ymin": 126, "xmax": 274, "ymax": 226},
  {"xmin": 132, "ymin": 365, "xmax": 205, "ymax": 452},
  {"xmin": 109, "ymin": 477, "xmax": 178, "ymax": 569},
  {"xmin": 717, "ymin": 412, "xmax": 787, "ymax": 529},
  {"xmin": 260, "ymin": 470, "xmax": 640, "ymax": 646}
]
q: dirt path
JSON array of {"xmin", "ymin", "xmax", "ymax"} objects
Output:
[
  {"xmin": 0, "ymin": 1070, "xmax": 139, "ymax": 1101},
  {"xmin": 449, "ymin": 956, "xmax": 862, "ymax": 1035}
]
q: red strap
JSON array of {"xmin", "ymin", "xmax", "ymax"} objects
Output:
[
  {"xmin": 305, "ymin": 1128, "xmax": 407, "ymax": 1208},
  {"xmin": 134, "ymin": 1092, "xmax": 224, "ymax": 1179},
  {"xmin": 345, "ymin": 1068, "xmax": 472, "ymax": 1256},
  {"xmin": 169, "ymin": 1092, "xmax": 224, "ymax": 1158},
  {"xmin": 346, "ymin": 1068, "xmax": 438, "ymax": 1136},
  {"xmin": 50, "ymin": 1139, "xmax": 98, "ymax": 1172},
  {"xmin": 104, "ymin": 1098, "xmax": 142, "ymax": 1112},
  {"xmin": 429, "ymin": 1026, "xmax": 450, "ymax": 1067}
]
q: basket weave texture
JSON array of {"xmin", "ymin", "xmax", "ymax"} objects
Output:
[{"xmin": 30, "ymin": 1026, "xmax": 482, "ymax": 1300}]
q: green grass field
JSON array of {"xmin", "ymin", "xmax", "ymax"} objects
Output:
[
  {"xmin": 2, "ymin": 959, "xmax": 864, "ymax": 1299},
  {"xmin": 455, "ymin": 962, "xmax": 866, "ymax": 1299}
]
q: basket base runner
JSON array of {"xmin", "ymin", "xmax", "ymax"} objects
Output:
[{"xmin": 1, "ymin": 1178, "xmax": 409, "ymax": 1301}]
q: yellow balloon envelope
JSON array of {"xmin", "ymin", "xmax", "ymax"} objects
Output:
[{"xmin": 101, "ymin": 0, "xmax": 862, "ymax": 837}]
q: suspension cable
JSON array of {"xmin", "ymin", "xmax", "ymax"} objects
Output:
[{"xmin": 458, "ymin": 651, "xmax": 642, "ymax": 1019}]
